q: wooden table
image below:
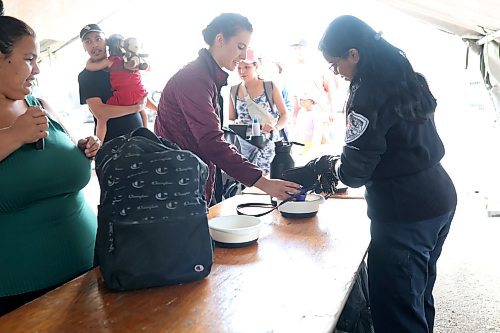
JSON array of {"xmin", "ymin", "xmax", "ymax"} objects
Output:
[{"xmin": 0, "ymin": 193, "xmax": 370, "ymax": 333}]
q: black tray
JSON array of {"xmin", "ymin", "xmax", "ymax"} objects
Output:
[{"xmin": 213, "ymin": 238, "xmax": 258, "ymax": 248}]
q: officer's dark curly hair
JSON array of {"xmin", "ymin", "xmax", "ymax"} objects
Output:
[{"xmin": 319, "ymin": 15, "xmax": 436, "ymax": 122}]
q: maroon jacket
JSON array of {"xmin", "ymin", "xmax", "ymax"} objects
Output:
[{"xmin": 154, "ymin": 49, "xmax": 262, "ymax": 204}]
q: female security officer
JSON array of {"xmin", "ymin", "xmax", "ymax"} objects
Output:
[{"xmin": 308, "ymin": 15, "xmax": 457, "ymax": 333}]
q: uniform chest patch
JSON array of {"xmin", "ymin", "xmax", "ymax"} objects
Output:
[{"xmin": 345, "ymin": 111, "xmax": 369, "ymax": 143}]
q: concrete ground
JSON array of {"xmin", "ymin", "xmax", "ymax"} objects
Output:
[
  {"xmin": 432, "ymin": 101, "xmax": 500, "ymax": 332},
  {"xmin": 433, "ymin": 191, "xmax": 500, "ymax": 333}
]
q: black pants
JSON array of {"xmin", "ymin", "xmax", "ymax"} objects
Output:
[{"xmin": 368, "ymin": 209, "xmax": 455, "ymax": 333}]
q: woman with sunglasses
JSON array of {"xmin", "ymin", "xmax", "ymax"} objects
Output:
[{"xmin": 308, "ymin": 15, "xmax": 457, "ymax": 333}]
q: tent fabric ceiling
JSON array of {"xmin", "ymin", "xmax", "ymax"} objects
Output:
[
  {"xmin": 5, "ymin": 0, "xmax": 500, "ymax": 108},
  {"xmin": 6, "ymin": 0, "xmax": 499, "ymax": 54},
  {"xmin": 4, "ymin": 0, "xmax": 126, "ymax": 44},
  {"xmin": 377, "ymin": 0, "xmax": 500, "ymax": 38},
  {"xmin": 377, "ymin": 0, "xmax": 500, "ymax": 114}
]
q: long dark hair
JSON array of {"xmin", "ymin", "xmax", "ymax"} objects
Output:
[
  {"xmin": 202, "ymin": 13, "xmax": 253, "ymax": 47},
  {"xmin": 0, "ymin": 15, "xmax": 36, "ymax": 56},
  {"xmin": 319, "ymin": 15, "xmax": 436, "ymax": 122}
]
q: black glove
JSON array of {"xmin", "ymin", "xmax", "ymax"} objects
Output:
[
  {"xmin": 305, "ymin": 155, "xmax": 340, "ymax": 194},
  {"xmin": 281, "ymin": 165, "xmax": 317, "ymax": 189}
]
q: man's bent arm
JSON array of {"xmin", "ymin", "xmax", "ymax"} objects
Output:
[{"xmin": 86, "ymin": 97, "xmax": 144, "ymax": 121}]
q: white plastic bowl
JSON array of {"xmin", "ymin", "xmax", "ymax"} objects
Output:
[
  {"xmin": 208, "ymin": 215, "xmax": 262, "ymax": 247},
  {"xmin": 278, "ymin": 193, "xmax": 325, "ymax": 218}
]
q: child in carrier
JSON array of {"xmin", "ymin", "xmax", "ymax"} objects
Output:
[{"xmin": 85, "ymin": 34, "xmax": 149, "ymax": 142}]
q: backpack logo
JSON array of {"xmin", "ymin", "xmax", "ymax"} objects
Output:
[
  {"xmin": 130, "ymin": 162, "xmax": 142, "ymax": 170},
  {"xmin": 166, "ymin": 201, "xmax": 178, "ymax": 210},
  {"xmin": 155, "ymin": 192, "xmax": 169, "ymax": 200},
  {"xmin": 132, "ymin": 180, "xmax": 145, "ymax": 188},
  {"xmin": 194, "ymin": 264, "xmax": 205, "ymax": 272},
  {"xmin": 155, "ymin": 167, "xmax": 168, "ymax": 175}
]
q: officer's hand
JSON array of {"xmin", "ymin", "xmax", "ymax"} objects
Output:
[{"xmin": 305, "ymin": 155, "xmax": 340, "ymax": 194}]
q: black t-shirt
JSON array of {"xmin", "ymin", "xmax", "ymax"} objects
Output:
[{"xmin": 78, "ymin": 69, "xmax": 142, "ymax": 142}]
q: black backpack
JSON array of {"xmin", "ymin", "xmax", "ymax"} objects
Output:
[
  {"xmin": 95, "ymin": 128, "xmax": 213, "ymax": 291},
  {"xmin": 335, "ymin": 261, "xmax": 375, "ymax": 333}
]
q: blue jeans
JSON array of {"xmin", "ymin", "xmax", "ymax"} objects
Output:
[{"xmin": 368, "ymin": 209, "xmax": 455, "ymax": 333}]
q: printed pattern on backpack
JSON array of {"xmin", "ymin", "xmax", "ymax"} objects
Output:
[{"xmin": 98, "ymin": 137, "xmax": 209, "ymax": 222}]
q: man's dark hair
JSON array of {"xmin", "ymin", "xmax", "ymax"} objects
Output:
[{"xmin": 0, "ymin": 0, "xmax": 4, "ymax": 15}]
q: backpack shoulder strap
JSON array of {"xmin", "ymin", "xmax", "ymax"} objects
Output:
[
  {"xmin": 263, "ymin": 81, "xmax": 274, "ymax": 109},
  {"xmin": 263, "ymin": 81, "xmax": 289, "ymax": 140},
  {"xmin": 230, "ymin": 84, "xmax": 241, "ymax": 117}
]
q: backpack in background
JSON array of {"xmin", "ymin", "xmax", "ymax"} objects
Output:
[{"xmin": 95, "ymin": 128, "xmax": 213, "ymax": 291}]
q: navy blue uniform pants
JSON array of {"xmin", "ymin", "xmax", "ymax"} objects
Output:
[{"xmin": 368, "ymin": 209, "xmax": 455, "ymax": 333}]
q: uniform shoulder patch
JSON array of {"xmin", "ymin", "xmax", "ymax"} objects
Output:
[{"xmin": 345, "ymin": 111, "xmax": 369, "ymax": 143}]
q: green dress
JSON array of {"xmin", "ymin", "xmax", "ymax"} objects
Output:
[{"xmin": 0, "ymin": 95, "xmax": 97, "ymax": 297}]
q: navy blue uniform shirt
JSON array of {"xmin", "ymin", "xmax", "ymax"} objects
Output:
[{"xmin": 338, "ymin": 78, "xmax": 456, "ymax": 222}]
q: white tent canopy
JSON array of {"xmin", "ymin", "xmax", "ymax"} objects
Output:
[
  {"xmin": 4, "ymin": 0, "xmax": 128, "ymax": 54},
  {"xmin": 377, "ymin": 0, "xmax": 500, "ymax": 112},
  {"xmin": 378, "ymin": 0, "xmax": 499, "ymax": 37},
  {"xmin": 5, "ymin": 0, "xmax": 500, "ymax": 112},
  {"xmin": 5, "ymin": 0, "xmax": 127, "ymax": 41}
]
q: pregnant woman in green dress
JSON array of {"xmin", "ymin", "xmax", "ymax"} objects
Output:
[{"xmin": 0, "ymin": 15, "xmax": 101, "ymax": 315}]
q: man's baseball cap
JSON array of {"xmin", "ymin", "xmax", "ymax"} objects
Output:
[{"xmin": 80, "ymin": 24, "xmax": 104, "ymax": 40}]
